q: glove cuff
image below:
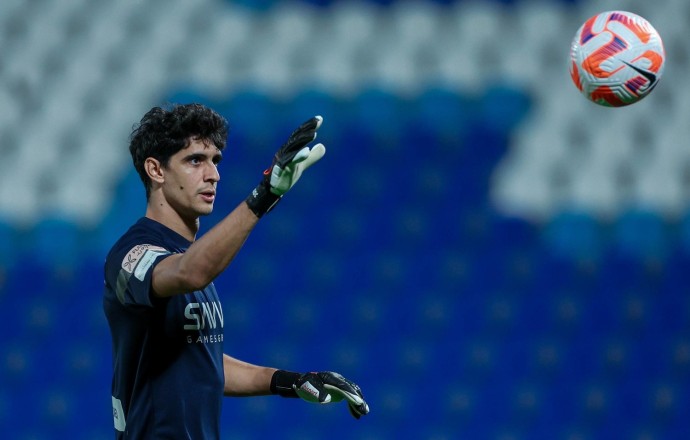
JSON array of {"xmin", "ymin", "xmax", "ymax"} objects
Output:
[
  {"xmin": 270, "ymin": 370, "xmax": 301, "ymax": 398},
  {"xmin": 245, "ymin": 179, "xmax": 281, "ymax": 218}
]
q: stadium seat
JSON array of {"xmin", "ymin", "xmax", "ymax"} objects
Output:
[
  {"xmin": 543, "ymin": 211, "xmax": 604, "ymax": 262},
  {"xmin": 613, "ymin": 209, "xmax": 669, "ymax": 261}
]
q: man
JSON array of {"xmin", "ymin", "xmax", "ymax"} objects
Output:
[{"xmin": 103, "ymin": 103, "xmax": 369, "ymax": 439}]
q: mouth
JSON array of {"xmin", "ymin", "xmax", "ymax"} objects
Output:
[{"xmin": 199, "ymin": 190, "xmax": 216, "ymax": 203}]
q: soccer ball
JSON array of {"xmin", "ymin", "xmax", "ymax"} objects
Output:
[{"xmin": 569, "ymin": 11, "xmax": 665, "ymax": 107}]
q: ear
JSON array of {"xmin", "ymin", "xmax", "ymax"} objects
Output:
[{"xmin": 144, "ymin": 157, "xmax": 165, "ymax": 184}]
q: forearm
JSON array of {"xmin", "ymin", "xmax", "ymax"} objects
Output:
[
  {"xmin": 184, "ymin": 201, "xmax": 258, "ymax": 280},
  {"xmin": 223, "ymin": 355, "xmax": 370, "ymax": 418},
  {"xmin": 223, "ymin": 354, "xmax": 277, "ymax": 397},
  {"xmin": 152, "ymin": 202, "xmax": 258, "ymax": 296}
]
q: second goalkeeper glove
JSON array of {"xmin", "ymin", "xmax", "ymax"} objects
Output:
[{"xmin": 271, "ymin": 370, "xmax": 370, "ymax": 419}]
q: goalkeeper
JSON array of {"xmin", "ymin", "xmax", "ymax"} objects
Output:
[{"xmin": 103, "ymin": 103, "xmax": 369, "ymax": 439}]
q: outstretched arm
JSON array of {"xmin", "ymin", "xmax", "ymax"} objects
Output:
[
  {"xmin": 152, "ymin": 202, "xmax": 258, "ymax": 297},
  {"xmin": 223, "ymin": 354, "xmax": 370, "ymax": 419},
  {"xmin": 151, "ymin": 116, "xmax": 325, "ymax": 298}
]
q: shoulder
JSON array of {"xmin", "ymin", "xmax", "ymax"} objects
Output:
[{"xmin": 105, "ymin": 220, "xmax": 172, "ymax": 278}]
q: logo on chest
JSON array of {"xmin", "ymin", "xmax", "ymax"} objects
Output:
[{"xmin": 183, "ymin": 301, "xmax": 224, "ymax": 331}]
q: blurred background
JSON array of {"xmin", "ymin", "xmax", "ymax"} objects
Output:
[{"xmin": 1, "ymin": 0, "xmax": 689, "ymax": 438}]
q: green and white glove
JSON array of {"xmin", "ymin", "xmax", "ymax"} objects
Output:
[
  {"xmin": 271, "ymin": 370, "xmax": 370, "ymax": 419},
  {"xmin": 245, "ymin": 116, "xmax": 326, "ymax": 217}
]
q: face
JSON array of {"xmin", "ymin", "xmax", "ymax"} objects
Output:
[{"xmin": 160, "ymin": 138, "xmax": 222, "ymax": 219}]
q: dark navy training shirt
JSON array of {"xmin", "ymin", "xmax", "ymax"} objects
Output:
[{"xmin": 103, "ymin": 217, "xmax": 225, "ymax": 439}]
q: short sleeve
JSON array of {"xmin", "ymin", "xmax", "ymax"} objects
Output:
[{"xmin": 107, "ymin": 244, "xmax": 172, "ymax": 307}]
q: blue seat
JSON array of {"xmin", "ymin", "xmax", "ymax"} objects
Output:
[
  {"xmin": 547, "ymin": 291, "xmax": 585, "ymax": 337},
  {"xmin": 613, "ymin": 209, "xmax": 668, "ymax": 261},
  {"xmin": 95, "ymin": 169, "xmax": 144, "ymax": 257},
  {"xmin": 346, "ymin": 294, "xmax": 390, "ymax": 339},
  {"xmin": 0, "ymin": 344, "xmax": 37, "ymax": 396},
  {"xmin": 347, "ymin": 88, "xmax": 407, "ymax": 149},
  {"xmin": 0, "ymin": 217, "xmax": 17, "ymax": 269},
  {"xmin": 59, "ymin": 337, "xmax": 108, "ymax": 389},
  {"xmin": 489, "ymin": 213, "xmax": 538, "ymax": 253},
  {"xmin": 480, "ymin": 83, "xmax": 532, "ymax": 137},
  {"xmin": 678, "ymin": 211, "xmax": 690, "ymax": 253},
  {"xmin": 37, "ymin": 387, "xmax": 76, "ymax": 428},
  {"xmin": 386, "ymin": 204, "xmax": 435, "ymax": 249},
  {"xmin": 31, "ymin": 217, "xmax": 85, "ymax": 268},
  {"xmin": 411, "ymin": 293, "xmax": 458, "ymax": 338},
  {"xmin": 2, "ymin": 256, "xmax": 49, "ymax": 309},
  {"xmin": 411, "ymin": 87, "xmax": 474, "ymax": 148},
  {"xmin": 217, "ymin": 90, "xmax": 282, "ymax": 151},
  {"xmin": 543, "ymin": 210, "xmax": 604, "ymax": 262},
  {"xmin": 288, "ymin": 88, "xmax": 343, "ymax": 136},
  {"xmin": 659, "ymin": 248, "xmax": 690, "ymax": 320},
  {"xmin": 21, "ymin": 297, "xmax": 65, "ymax": 343},
  {"xmin": 325, "ymin": 337, "xmax": 369, "ymax": 377},
  {"xmin": 3, "ymin": 393, "xmax": 81, "ymax": 438},
  {"xmin": 596, "ymin": 248, "xmax": 652, "ymax": 295}
]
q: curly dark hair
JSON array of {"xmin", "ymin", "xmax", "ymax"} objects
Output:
[{"xmin": 129, "ymin": 103, "xmax": 228, "ymax": 199}]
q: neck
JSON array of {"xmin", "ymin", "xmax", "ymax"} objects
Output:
[{"xmin": 145, "ymin": 197, "xmax": 199, "ymax": 242}]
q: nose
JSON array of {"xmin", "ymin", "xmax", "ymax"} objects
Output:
[{"xmin": 206, "ymin": 162, "xmax": 220, "ymax": 183}]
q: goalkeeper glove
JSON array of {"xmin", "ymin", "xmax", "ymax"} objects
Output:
[
  {"xmin": 271, "ymin": 370, "xmax": 370, "ymax": 419},
  {"xmin": 245, "ymin": 116, "xmax": 326, "ymax": 217}
]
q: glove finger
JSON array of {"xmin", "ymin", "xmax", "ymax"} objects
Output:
[
  {"xmin": 276, "ymin": 116, "xmax": 322, "ymax": 167},
  {"xmin": 291, "ymin": 129, "xmax": 318, "ymax": 147},
  {"xmin": 271, "ymin": 147, "xmax": 308, "ymax": 179},
  {"xmin": 323, "ymin": 384, "xmax": 369, "ymax": 418},
  {"xmin": 297, "ymin": 143, "xmax": 325, "ymax": 171},
  {"xmin": 323, "ymin": 384, "xmax": 364, "ymax": 406},
  {"xmin": 290, "ymin": 116, "xmax": 322, "ymax": 147},
  {"xmin": 278, "ymin": 132, "xmax": 317, "ymax": 166},
  {"xmin": 324, "ymin": 384, "xmax": 369, "ymax": 419},
  {"xmin": 348, "ymin": 404, "xmax": 361, "ymax": 420},
  {"xmin": 288, "ymin": 117, "xmax": 321, "ymax": 147},
  {"xmin": 319, "ymin": 372, "xmax": 362, "ymax": 395},
  {"xmin": 348, "ymin": 400, "xmax": 370, "ymax": 419},
  {"xmin": 291, "ymin": 146, "xmax": 311, "ymax": 164},
  {"xmin": 321, "ymin": 372, "xmax": 369, "ymax": 418},
  {"xmin": 291, "ymin": 115, "xmax": 322, "ymax": 134},
  {"xmin": 295, "ymin": 115, "xmax": 322, "ymax": 133},
  {"xmin": 303, "ymin": 143, "xmax": 326, "ymax": 166}
]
